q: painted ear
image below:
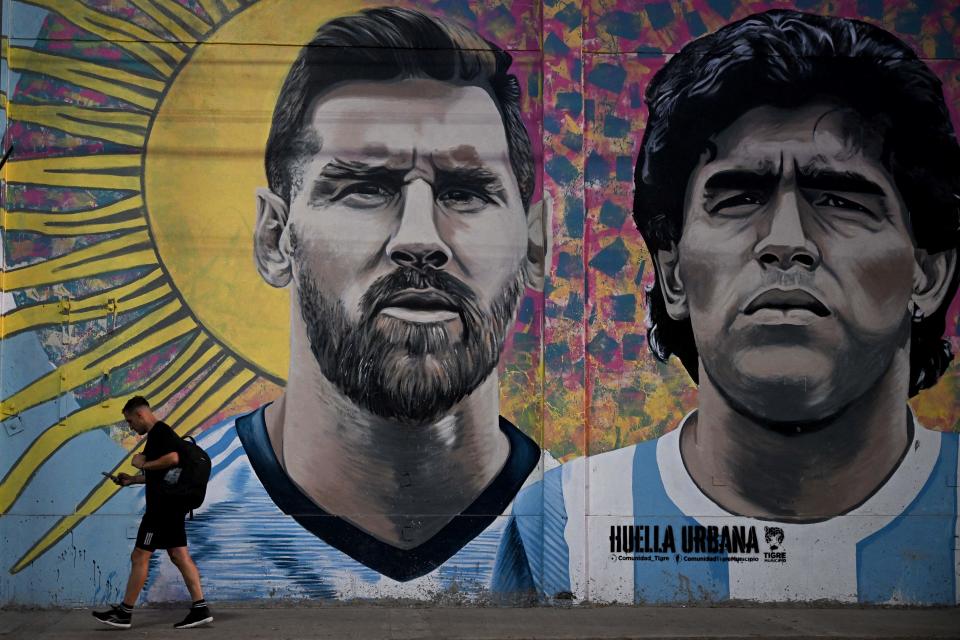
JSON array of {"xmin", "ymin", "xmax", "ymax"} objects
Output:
[
  {"xmin": 523, "ymin": 194, "xmax": 553, "ymax": 292},
  {"xmin": 655, "ymin": 243, "xmax": 689, "ymax": 320},
  {"xmin": 254, "ymin": 187, "xmax": 293, "ymax": 288},
  {"xmin": 912, "ymin": 247, "xmax": 957, "ymax": 317}
]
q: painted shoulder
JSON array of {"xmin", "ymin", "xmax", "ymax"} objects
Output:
[{"xmin": 513, "ymin": 439, "xmax": 656, "ymax": 517}]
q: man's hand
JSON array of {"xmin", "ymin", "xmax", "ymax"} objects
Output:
[
  {"xmin": 116, "ymin": 472, "xmax": 135, "ymax": 487},
  {"xmin": 131, "ymin": 453, "xmax": 146, "ymax": 469}
]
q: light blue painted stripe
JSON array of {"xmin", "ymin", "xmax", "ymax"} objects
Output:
[
  {"xmin": 202, "ymin": 422, "xmax": 239, "ymax": 460},
  {"xmin": 857, "ymin": 432, "xmax": 958, "ymax": 604},
  {"xmin": 632, "ymin": 440, "xmax": 730, "ymax": 603},
  {"xmin": 541, "ymin": 466, "xmax": 571, "ymax": 596},
  {"xmin": 210, "ymin": 444, "xmax": 245, "ymax": 478}
]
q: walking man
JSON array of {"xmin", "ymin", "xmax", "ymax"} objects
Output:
[{"xmin": 92, "ymin": 396, "xmax": 213, "ymax": 629}]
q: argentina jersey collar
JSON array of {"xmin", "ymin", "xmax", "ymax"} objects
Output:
[{"xmin": 235, "ymin": 403, "xmax": 539, "ymax": 582}]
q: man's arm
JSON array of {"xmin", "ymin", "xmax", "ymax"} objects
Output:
[
  {"xmin": 132, "ymin": 451, "xmax": 180, "ymax": 471},
  {"xmin": 115, "ymin": 472, "xmax": 145, "ymax": 486}
]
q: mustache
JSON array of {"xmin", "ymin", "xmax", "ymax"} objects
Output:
[
  {"xmin": 745, "ymin": 271, "xmax": 830, "ymax": 312},
  {"xmin": 759, "ymin": 269, "xmax": 817, "ymax": 290},
  {"xmin": 358, "ymin": 268, "xmax": 480, "ymax": 322}
]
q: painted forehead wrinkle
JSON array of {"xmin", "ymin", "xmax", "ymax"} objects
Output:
[{"xmin": 436, "ymin": 145, "xmax": 484, "ymax": 167}]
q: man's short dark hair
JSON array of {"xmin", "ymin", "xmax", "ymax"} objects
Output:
[
  {"xmin": 122, "ymin": 396, "xmax": 150, "ymax": 414},
  {"xmin": 265, "ymin": 7, "xmax": 534, "ymax": 211},
  {"xmin": 632, "ymin": 9, "xmax": 960, "ymax": 396}
]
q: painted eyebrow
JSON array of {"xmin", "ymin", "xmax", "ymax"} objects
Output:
[
  {"xmin": 703, "ymin": 169, "xmax": 779, "ymax": 192},
  {"xmin": 307, "ymin": 160, "xmax": 405, "ymax": 206},
  {"xmin": 796, "ymin": 167, "xmax": 886, "ymax": 196},
  {"xmin": 434, "ymin": 166, "xmax": 507, "ymax": 199},
  {"xmin": 319, "ymin": 159, "xmax": 407, "ymax": 181}
]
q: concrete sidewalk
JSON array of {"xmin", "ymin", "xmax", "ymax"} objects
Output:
[{"xmin": 2, "ymin": 605, "xmax": 959, "ymax": 640}]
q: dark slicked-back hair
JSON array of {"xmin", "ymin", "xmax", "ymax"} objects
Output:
[
  {"xmin": 633, "ymin": 9, "xmax": 960, "ymax": 396},
  {"xmin": 122, "ymin": 396, "xmax": 149, "ymax": 414},
  {"xmin": 265, "ymin": 6, "xmax": 534, "ymax": 210}
]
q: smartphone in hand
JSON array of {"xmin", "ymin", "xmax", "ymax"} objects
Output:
[{"xmin": 101, "ymin": 471, "xmax": 119, "ymax": 483}]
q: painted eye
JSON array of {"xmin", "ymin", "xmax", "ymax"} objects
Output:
[
  {"xmin": 708, "ymin": 192, "xmax": 767, "ymax": 215},
  {"xmin": 439, "ymin": 188, "xmax": 490, "ymax": 213},
  {"xmin": 814, "ymin": 193, "xmax": 874, "ymax": 216},
  {"xmin": 335, "ymin": 183, "xmax": 395, "ymax": 208}
]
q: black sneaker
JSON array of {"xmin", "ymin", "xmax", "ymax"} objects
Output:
[
  {"xmin": 173, "ymin": 606, "xmax": 213, "ymax": 629},
  {"xmin": 92, "ymin": 605, "xmax": 132, "ymax": 629}
]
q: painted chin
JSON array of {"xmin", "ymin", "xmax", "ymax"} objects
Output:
[{"xmin": 732, "ymin": 345, "xmax": 835, "ymax": 383}]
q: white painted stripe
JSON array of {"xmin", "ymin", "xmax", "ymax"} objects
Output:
[
  {"xmin": 560, "ymin": 458, "xmax": 586, "ymax": 600},
  {"xmin": 586, "ymin": 445, "xmax": 636, "ymax": 603},
  {"xmin": 659, "ymin": 414, "xmax": 942, "ymax": 602},
  {"xmin": 209, "ymin": 437, "xmax": 242, "ymax": 467}
]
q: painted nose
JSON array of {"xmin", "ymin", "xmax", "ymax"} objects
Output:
[
  {"xmin": 754, "ymin": 188, "xmax": 821, "ymax": 270},
  {"xmin": 385, "ymin": 179, "xmax": 452, "ymax": 271}
]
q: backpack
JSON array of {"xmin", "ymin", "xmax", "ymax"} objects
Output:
[{"xmin": 159, "ymin": 435, "xmax": 211, "ymax": 512}]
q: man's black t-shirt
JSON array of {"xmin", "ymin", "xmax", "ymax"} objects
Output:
[{"xmin": 143, "ymin": 420, "xmax": 181, "ymax": 510}]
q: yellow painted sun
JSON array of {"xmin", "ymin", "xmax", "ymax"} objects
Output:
[
  {"xmin": 0, "ymin": 0, "xmax": 363, "ymax": 573},
  {"xmin": 147, "ymin": 0, "xmax": 359, "ymax": 380}
]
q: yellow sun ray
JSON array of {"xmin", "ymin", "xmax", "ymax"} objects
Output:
[
  {"xmin": 129, "ymin": 0, "xmax": 212, "ymax": 41},
  {"xmin": 0, "ymin": 334, "xmax": 220, "ymax": 513},
  {"xmin": 17, "ymin": 0, "xmax": 187, "ymax": 76},
  {"xmin": 7, "ymin": 154, "xmax": 143, "ymax": 191},
  {"xmin": 1, "ymin": 299, "xmax": 194, "ymax": 416},
  {"xmin": 4, "ymin": 194, "xmax": 146, "ymax": 237},
  {"xmin": 1, "ymin": 269, "xmax": 169, "ymax": 339},
  {"xmin": 159, "ymin": 358, "xmax": 249, "ymax": 427},
  {"xmin": 3, "ymin": 230, "xmax": 157, "ymax": 291},
  {"xmin": 8, "ymin": 47, "xmax": 162, "ymax": 110},
  {"xmin": 9, "ymin": 359, "xmax": 256, "ymax": 573},
  {"xmin": 4, "ymin": 0, "xmax": 295, "ymax": 576},
  {"xmin": 11, "ymin": 104, "xmax": 150, "ymax": 147},
  {"xmin": 196, "ymin": 0, "xmax": 223, "ymax": 25},
  {"xmin": 0, "ymin": 92, "xmax": 7, "ymax": 111}
]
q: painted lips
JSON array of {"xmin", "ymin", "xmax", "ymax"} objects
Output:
[
  {"xmin": 744, "ymin": 289, "xmax": 830, "ymax": 317},
  {"xmin": 376, "ymin": 289, "xmax": 462, "ymax": 322}
]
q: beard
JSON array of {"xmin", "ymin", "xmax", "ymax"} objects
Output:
[{"xmin": 297, "ymin": 264, "xmax": 525, "ymax": 425}]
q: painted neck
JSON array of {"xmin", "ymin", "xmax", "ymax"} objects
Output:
[
  {"xmin": 264, "ymin": 317, "xmax": 509, "ymax": 549},
  {"xmin": 681, "ymin": 349, "xmax": 912, "ymax": 522}
]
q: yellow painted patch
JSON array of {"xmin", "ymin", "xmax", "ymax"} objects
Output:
[{"xmin": 145, "ymin": 0, "xmax": 360, "ymax": 381}]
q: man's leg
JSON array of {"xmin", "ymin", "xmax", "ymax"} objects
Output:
[
  {"xmin": 124, "ymin": 547, "xmax": 153, "ymax": 604},
  {"xmin": 93, "ymin": 546, "xmax": 151, "ymax": 628},
  {"xmin": 168, "ymin": 545, "xmax": 213, "ymax": 628},
  {"xmin": 167, "ymin": 546, "xmax": 203, "ymax": 601}
]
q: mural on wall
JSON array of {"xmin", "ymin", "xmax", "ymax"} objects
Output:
[
  {"xmin": 2, "ymin": 0, "xmax": 959, "ymax": 608},
  {"xmin": 179, "ymin": 6, "xmax": 549, "ymax": 594},
  {"xmin": 501, "ymin": 7, "xmax": 960, "ymax": 604},
  {"xmin": 0, "ymin": 0, "xmax": 547, "ymax": 603}
]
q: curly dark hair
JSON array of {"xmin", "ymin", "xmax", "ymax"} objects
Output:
[
  {"xmin": 264, "ymin": 6, "xmax": 534, "ymax": 211},
  {"xmin": 632, "ymin": 9, "xmax": 960, "ymax": 396}
]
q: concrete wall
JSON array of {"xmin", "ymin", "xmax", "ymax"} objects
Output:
[{"xmin": 1, "ymin": 0, "xmax": 958, "ymax": 607}]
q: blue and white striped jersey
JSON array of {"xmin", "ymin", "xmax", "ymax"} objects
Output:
[
  {"xmin": 495, "ymin": 415, "xmax": 959, "ymax": 605},
  {"xmin": 141, "ymin": 405, "xmax": 541, "ymax": 601}
]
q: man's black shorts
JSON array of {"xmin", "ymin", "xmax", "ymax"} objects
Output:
[{"xmin": 135, "ymin": 509, "xmax": 187, "ymax": 551}]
